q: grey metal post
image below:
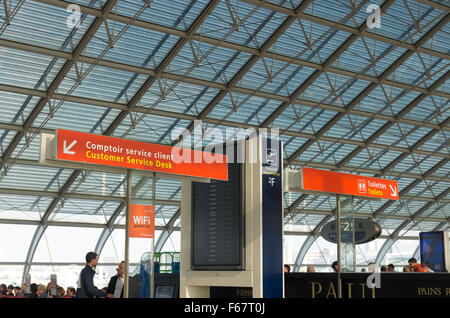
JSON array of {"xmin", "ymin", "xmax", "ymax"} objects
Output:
[
  {"xmin": 124, "ymin": 169, "xmax": 131, "ymax": 298},
  {"xmin": 336, "ymin": 194, "xmax": 342, "ymax": 298},
  {"xmin": 151, "ymin": 171, "xmax": 156, "ymax": 298},
  {"xmin": 352, "ymin": 196, "xmax": 356, "ymax": 272}
]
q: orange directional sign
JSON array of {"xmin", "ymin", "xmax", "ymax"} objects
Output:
[
  {"xmin": 56, "ymin": 129, "xmax": 228, "ymax": 180},
  {"xmin": 302, "ymin": 167, "xmax": 399, "ymax": 200},
  {"xmin": 129, "ymin": 204, "xmax": 155, "ymax": 238}
]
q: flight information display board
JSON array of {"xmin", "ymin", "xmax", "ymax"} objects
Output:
[{"xmin": 191, "ymin": 162, "xmax": 243, "ymax": 270}]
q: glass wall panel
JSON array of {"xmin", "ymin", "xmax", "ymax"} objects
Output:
[
  {"xmin": 33, "ymin": 226, "xmax": 102, "ymax": 263},
  {"xmin": 303, "ymin": 237, "xmax": 338, "ymax": 267},
  {"xmin": 0, "ymin": 224, "xmax": 36, "ymax": 261},
  {"xmin": 283, "ymin": 235, "xmax": 306, "ymax": 266},
  {"xmin": 0, "ymin": 265, "xmax": 24, "ymax": 286},
  {"xmin": 28, "ymin": 264, "xmax": 84, "ymax": 291},
  {"xmin": 381, "ymin": 239, "xmax": 419, "ymax": 268},
  {"xmin": 98, "ymin": 229, "xmax": 162, "ymax": 264},
  {"xmin": 161, "ymin": 231, "xmax": 180, "ymax": 252}
]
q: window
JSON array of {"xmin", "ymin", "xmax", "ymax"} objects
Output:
[
  {"xmin": 0, "ymin": 224, "xmax": 36, "ymax": 261},
  {"xmin": 33, "ymin": 226, "xmax": 102, "ymax": 262}
]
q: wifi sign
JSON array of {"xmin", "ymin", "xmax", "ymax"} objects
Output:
[{"xmin": 129, "ymin": 204, "xmax": 155, "ymax": 238}]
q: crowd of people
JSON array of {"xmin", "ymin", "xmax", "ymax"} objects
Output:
[
  {"xmin": 0, "ymin": 252, "xmax": 125, "ymax": 299},
  {"xmin": 283, "ymin": 258, "xmax": 448, "ymax": 273},
  {"xmin": 3, "ymin": 254, "xmax": 447, "ymax": 298},
  {"xmin": 0, "ymin": 283, "xmax": 76, "ymax": 298}
]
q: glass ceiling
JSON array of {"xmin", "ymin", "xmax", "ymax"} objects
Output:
[{"xmin": 0, "ymin": 0, "xmax": 448, "ymax": 279}]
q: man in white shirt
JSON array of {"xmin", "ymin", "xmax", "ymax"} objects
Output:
[{"xmin": 107, "ymin": 261, "xmax": 125, "ymax": 298}]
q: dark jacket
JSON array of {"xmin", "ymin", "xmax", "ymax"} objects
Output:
[
  {"xmin": 106, "ymin": 275, "xmax": 124, "ymax": 298},
  {"xmin": 76, "ymin": 265, "xmax": 106, "ymax": 298}
]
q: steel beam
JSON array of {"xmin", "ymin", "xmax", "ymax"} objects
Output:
[
  {"xmin": 0, "ymin": 92, "xmax": 448, "ymax": 159},
  {"xmin": 0, "ymin": 38, "xmax": 447, "ymax": 102},
  {"xmin": 177, "ymin": 0, "xmax": 317, "ymax": 142},
  {"xmin": 373, "ymin": 189, "xmax": 450, "ymax": 266},
  {"xmin": 373, "ymin": 158, "xmax": 449, "ymax": 218},
  {"xmin": 0, "ymin": 187, "xmax": 180, "ymax": 206},
  {"xmin": 285, "ymin": 14, "xmax": 450, "ymax": 164},
  {"xmin": 94, "ymin": 202, "xmax": 125, "ymax": 256},
  {"xmin": 293, "ymin": 215, "xmax": 333, "ymax": 272},
  {"xmin": 18, "ymin": 0, "xmax": 218, "ymax": 283},
  {"xmin": 241, "ymin": 0, "xmax": 448, "ymax": 58},
  {"xmin": 34, "ymin": 0, "xmax": 448, "ymax": 60},
  {"xmin": 102, "ymin": 0, "xmax": 221, "ymax": 139},
  {"xmin": 1, "ymin": 0, "xmax": 118, "ymax": 171},
  {"xmin": 19, "ymin": 0, "xmax": 118, "ymax": 284},
  {"xmin": 375, "ymin": 238, "xmax": 395, "ymax": 266},
  {"xmin": 336, "ymin": 77, "xmax": 450, "ymax": 170},
  {"xmin": 287, "ymin": 208, "xmax": 449, "ymax": 223},
  {"xmin": 94, "ymin": 175, "xmax": 151, "ymax": 257},
  {"xmin": 155, "ymin": 208, "xmax": 180, "ymax": 252}
]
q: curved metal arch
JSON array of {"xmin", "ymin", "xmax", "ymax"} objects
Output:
[
  {"xmin": 22, "ymin": 224, "xmax": 46, "ymax": 284},
  {"xmin": 155, "ymin": 209, "xmax": 180, "ymax": 252},
  {"xmin": 375, "ymin": 218, "xmax": 409, "ymax": 266},
  {"xmin": 375, "ymin": 238, "xmax": 395, "ymax": 267},
  {"xmin": 95, "ymin": 175, "xmax": 151, "ymax": 259},
  {"xmin": 373, "ymin": 169, "xmax": 450, "ymax": 267},
  {"xmin": 293, "ymin": 215, "xmax": 333, "ymax": 272},
  {"xmin": 94, "ymin": 202, "xmax": 126, "ymax": 256},
  {"xmin": 19, "ymin": 0, "xmax": 118, "ymax": 285},
  {"xmin": 293, "ymin": 235, "xmax": 316, "ymax": 273}
]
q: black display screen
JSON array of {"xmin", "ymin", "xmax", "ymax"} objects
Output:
[{"xmin": 191, "ymin": 161, "xmax": 243, "ymax": 270}]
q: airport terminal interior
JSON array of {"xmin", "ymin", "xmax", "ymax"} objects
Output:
[{"xmin": 0, "ymin": 0, "xmax": 448, "ymax": 298}]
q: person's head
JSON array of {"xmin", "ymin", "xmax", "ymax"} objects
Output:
[
  {"xmin": 14, "ymin": 286, "xmax": 21, "ymax": 295},
  {"xmin": 403, "ymin": 265, "xmax": 412, "ymax": 272},
  {"xmin": 57, "ymin": 286, "xmax": 65, "ymax": 297},
  {"xmin": 37, "ymin": 284, "xmax": 46, "ymax": 296},
  {"xmin": 408, "ymin": 258, "xmax": 418, "ymax": 267},
  {"xmin": 422, "ymin": 261, "xmax": 431, "ymax": 270},
  {"xmin": 307, "ymin": 265, "xmax": 315, "ymax": 273},
  {"xmin": 368, "ymin": 262, "xmax": 376, "ymax": 272},
  {"xmin": 117, "ymin": 261, "xmax": 125, "ymax": 278},
  {"xmin": 21, "ymin": 284, "xmax": 26, "ymax": 292},
  {"xmin": 30, "ymin": 283, "xmax": 38, "ymax": 294},
  {"xmin": 284, "ymin": 264, "xmax": 290, "ymax": 273},
  {"xmin": 387, "ymin": 264, "xmax": 395, "ymax": 272},
  {"xmin": 331, "ymin": 261, "xmax": 338, "ymax": 272},
  {"xmin": 361, "ymin": 268, "xmax": 366, "ymax": 272},
  {"xmin": 380, "ymin": 266, "xmax": 387, "ymax": 272},
  {"xmin": 86, "ymin": 252, "xmax": 99, "ymax": 267},
  {"xmin": 0, "ymin": 284, "xmax": 6, "ymax": 294},
  {"xmin": 66, "ymin": 287, "xmax": 75, "ymax": 298}
]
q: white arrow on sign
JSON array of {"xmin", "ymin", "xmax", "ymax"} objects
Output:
[
  {"xmin": 63, "ymin": 140, "xmax": 77, "ymax": 155},
  {"xmin": 389, "ymin": 185, "xmax": 397, "ymax": 197}
]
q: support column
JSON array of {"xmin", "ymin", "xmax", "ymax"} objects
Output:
[
  {"xmin": 150, "ymin": 172, "xmax": 156, "ymax": 298},
  {"xmin": 336, "ymin": 194, "xmax": 342, "ymax": 299},
  {"xmin": 124, "ymin": 169, "xmax": 131, "ymax": 298}
]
